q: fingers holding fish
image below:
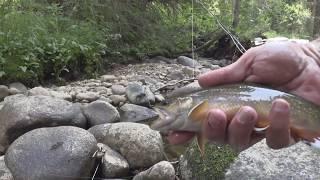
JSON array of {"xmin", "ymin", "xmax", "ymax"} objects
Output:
[
  {"xmin": 203, "ymin": 109, "xmax": 227, "ymax": 144},
  {"xmin": 266, "ymin": 99, "xmax": 291, "ymax": 149},
  {"xmin": 227, "ymin": 106, "xmax": 258, "ymax": 151}
]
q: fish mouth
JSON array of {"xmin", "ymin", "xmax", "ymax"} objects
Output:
[{"xmin": 150, "ymin": 107, "xmax": 176, "ymax": 133}]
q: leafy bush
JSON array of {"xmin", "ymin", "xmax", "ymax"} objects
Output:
[{"xmin": 0, "ymin": 3, "xmax": 106, "ymax": 85}]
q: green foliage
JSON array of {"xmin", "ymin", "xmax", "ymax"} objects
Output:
[
  {"xmin": 0, "ymin": 0, "xmax": 315, "ymax": 84},
  {"xmin": 0, "ymin": 1, "xmax": 106, "ymax": 85}
]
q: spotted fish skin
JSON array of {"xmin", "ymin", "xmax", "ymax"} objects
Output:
[{"xmin": 151, "ymin": 83, "xmax": 320, "ymax": 148}]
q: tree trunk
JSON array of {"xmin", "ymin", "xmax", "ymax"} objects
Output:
[
  {"xmin": 313, "ymin": 0, "xmax": 320, "ymax": 37},
  {"xmin": 232, "ymin": 0, "xmax": 241, "ymax": 29}
]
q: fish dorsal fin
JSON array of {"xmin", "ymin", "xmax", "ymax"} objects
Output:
[{"xmin": 188, "ymin": 100, "xmax": 209, "ymax": 122}]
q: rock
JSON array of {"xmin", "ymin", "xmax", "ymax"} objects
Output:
[
  {"xmin": 83, "ymin": 100, "xmax": 120, "ymax": 127},
  {"xmin": 76, "ymin": 92, "xmax": 99, "ymax": 102},
  {"xmin": 109, "ymin": 95, "xmax": 127, "ymax": 106},
  {"xmin": 225, "ymin": 140, "xmax": 320, "ymax": 180},
  {"xmin": 179, "ymin": 140, "xmax": 236, "ymax": 180},
  {"xmin": 0, "ymin": 102, "xmax": 3, "ymax": 111},
  {"xmin": 167, "ymin": 70, "xmax": 184, "ymax": 80},
  {"xmin": 119, "ymin": 104, "xmax": 158, "ymax": 123},
  {"xmin": 0, "ymin": 86, "xmax": 9, "ymax": 101},
  {"xmin": 177, "ymin": 56, "xmax": 200, "ymax": 68},
  {"xmin": 111, "ymin": 85, "xmax": 126, "ymax": 95},
  {"xmin": 28, "ymin": 87, "xmax": 51, "ymax": 96},
  {"xmin": 0, "ymin": 156, "xmax": 13, "ymax": 180},
  {"xmin": 126, "ymin": 83, "xmax": 149, "ymax": 106},
  {"xmin": 155, "ymin": 94, "xmax": 165, "ymax": 103},
  {"xmin": 88, "ymin": 123, "xmax": 164, "ymax": 168},
  {"xmin": 101, "ymin": 75, "xmax": 118, "ymax": 82},
  {"xmin": 49, "ymin": 91, "xmax": 72, "ymax": 101},
  {"xmin": 182, "ymin": 66, "xmax": 201, "ymax": 77},
  {"xmin": 144, "ymin": 86, "xmax": 155, "ymax": 105},
  {"xmin": 98, "ymin": 143, "xmax": 129, "ymax": 178},
  {"xmin": 8, "ymin": 82, "xmax": 27, "ymax": 94},
  {"xmin": 102, "ymin": 82, "xmax": 113, "ymax": 88},
  {"xmin": 5, "ymin": 126, "xmax": 97, "ymax": 180},
  {"xmin": 133, "ymin": 161, "xmax": 175, "ymax": 180},
  {"xmin": 0, "ymin": 95, "xmax": 87, "ymax": 154}
]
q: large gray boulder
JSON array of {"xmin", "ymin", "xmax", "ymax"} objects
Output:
[
  {"xmin": 0, "ymin": 156, "xmax": 13, "ymax": 180},
  {"xmin": 98, "ymin": 143, "xmax": 129, "ymax": 178},
  {"xmin": 225, "ymin": 140, "xmax": 320, "ymax": 180},
  {"xmin": 88, "ymin": 123, "xmax": 164, "ymax": 169},
  {"xmin": 83, "ymin": 100, "xmax": 120, "ymax": 127},
  {"xmin": 5, "ymin": 126, "xmax": 97, "ymax": 180},
  {"xmin": 119, "ymin": 103, "xmax": 158, "ymax": 123},
  {"xmin": 0, "ymin": 95, "xmax": 87, "ymax": 154},
  {"xmin": 133, "ymin": 161, "xmax": 175, "ymax": 180}
]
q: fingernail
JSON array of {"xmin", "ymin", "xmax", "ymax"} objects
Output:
[
  {"xmin": 238, "ymin": 108, "xmax": 254, "ymax": 124},
  {"xmin": 273, "ymin": 100, "xmax": 289, "ymax": 112}
]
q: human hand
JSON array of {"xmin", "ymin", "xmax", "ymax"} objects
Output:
[{"xmin": 168, "ymin": 41, "xmax": 320, "ymax": 151}]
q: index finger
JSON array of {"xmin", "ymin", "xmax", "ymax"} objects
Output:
[{"xmin": 198, "ymin": 48, "xmax": 255, "ymax": 88}]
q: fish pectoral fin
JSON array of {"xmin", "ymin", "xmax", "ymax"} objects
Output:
[
  {"xmin": 188, "ymin": 100, "xmax": 209, "ymax": 122},
  {"xmin": 196, "ymin": 133, "xmax": 206, "ymax": 157}
]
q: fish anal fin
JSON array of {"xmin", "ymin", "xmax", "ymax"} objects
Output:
[
  {"xmin": 188, "ymin": 100, "xmax": 209, "ymax": 122},
  {"xmin": 196, "ymin": 133, "xmax": 206, "ymax": 157},
  {"xmin": 290, "ymin": 126, "xmax": 320, "ymax": 143}
]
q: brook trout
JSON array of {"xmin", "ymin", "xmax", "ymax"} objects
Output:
[{"xmin": 151, "ymin": 83, "xmax": 320, "ymax": 154}]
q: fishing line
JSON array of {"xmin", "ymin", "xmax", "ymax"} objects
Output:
[
  {"xmin": 195, "ymin": 0, "xmax": 247, "ymax": 54},
  {"xmin": 191, "ymin": 0, "xmax": 196, "ymax": 79}
]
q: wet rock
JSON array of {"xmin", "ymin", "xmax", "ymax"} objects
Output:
[
  {"xmin": 28, "ymin": 87, "xmax": 51, "ymax": 96},
  {"xmin": 119, "ymin": 104, "xmax": 158, "ymax": 123},
  {"xmin": 177, "ymin": 56, "xmax": 200, "ymax": 68},
  {"xmin": 98, "ymin": 143, "xmax": 129, "ymax": 178},
  {"xmin": 88, "ymin": 122, "xmax": 164, "ymax": 169},
  {"xmin": 126, "ymin": 83, "xmax": 149, "ymax": 106},
  {"xmin": 225, "ymin": 140, "xmax": 320, "ymax": 180},
  {"xmin": 101, "ymin": 75, "xmax": 118, "ymax": 82},
  {"xmin": 0, "ymin": 156, "xmax": 13, "ymax": 180},
  {"xmin": 83, "ymin": 100, "xmax": 120, "ymax": 127},
  {"xmin": 111, "ymin": 85, "xmax": 126, "ymax": 95},
  {"xmin": 5, "ymin": 126, "xmax": 97, "ymax": 180},
  {"xmin": 76, "ymin": 92, "xmax": 99, "ymax": 102},
  {"xmin": 133, "ymin": 161, "xmax": 175, "ymax": 180},
  {"xmin": 0, "ymin": 86, "xmax": 9, "ymax": 101},
  {"xmin": 109, "ymin": 95, "xmax": 127, "ymax": 106},
  {"xmin": 0, "ymin": 95, "xmax": 87, "ymax": 154}
]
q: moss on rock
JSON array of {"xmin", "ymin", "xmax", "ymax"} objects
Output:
[{"xmin": 179, "ymin": 140, "xmax": 237, "ymax": 180}]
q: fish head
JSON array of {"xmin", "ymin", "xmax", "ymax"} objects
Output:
[{"xmin": 151, "ymin": 97, "xmax": 194, "ymax": 133}]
